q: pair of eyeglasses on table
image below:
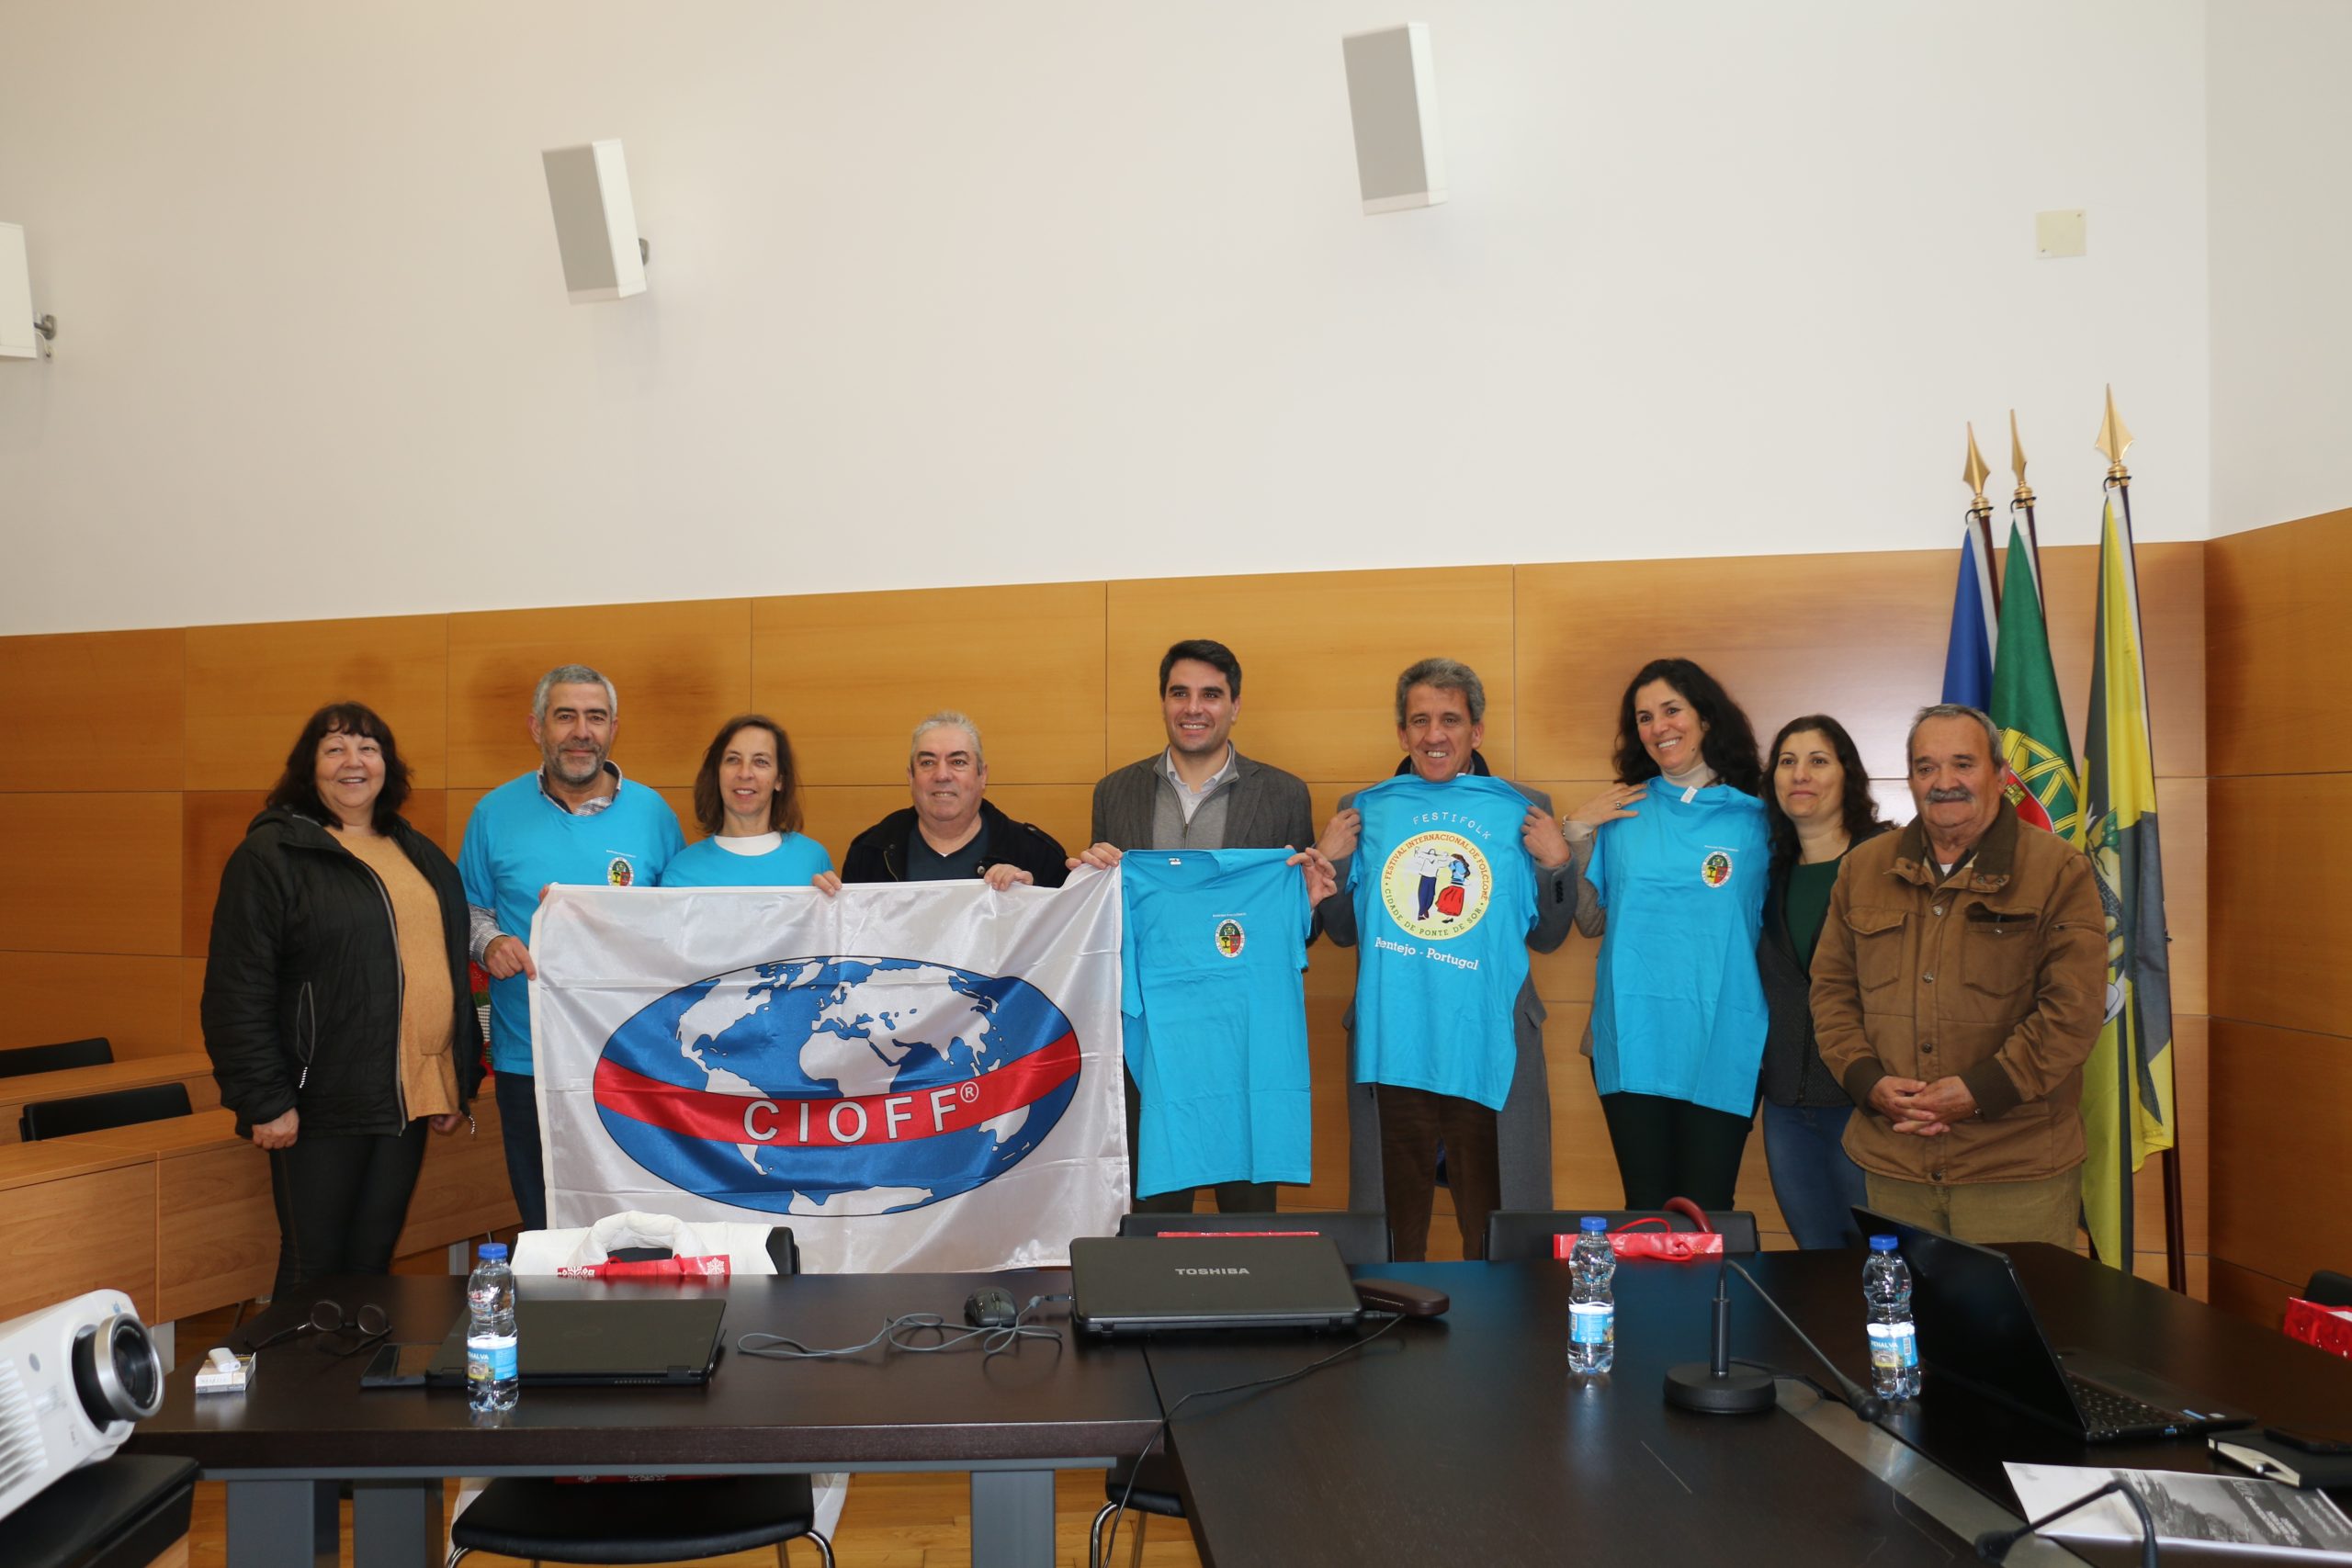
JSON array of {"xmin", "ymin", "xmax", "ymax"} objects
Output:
[{"xmin": 242, "ymin": 1300, "xmax": 391, "ymax": 1357}]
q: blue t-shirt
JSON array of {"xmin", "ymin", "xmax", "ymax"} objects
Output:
[
  {"xmin": 660, "ymin": 832, "xmax": 832, "ymax": 888},
  {"xmin": 458, "ymin": 773, "xmax": 684, "ymax": 1073},
  {"xmin": 1588, "ymin": 782, "xmax": 1770, "ymax": 1116},
  {"xmin": 1346, "ymin": 773, "xmax": 1539, "ymax": 1111},
  {"xmin": 1119, "ymin": 850, "xmax": 1313, "ymax": 1197}
]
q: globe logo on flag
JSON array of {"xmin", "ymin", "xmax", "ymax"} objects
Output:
[{"xmin": 591, "ymin": 955, "xmax": 1082, "ymax": 1215}]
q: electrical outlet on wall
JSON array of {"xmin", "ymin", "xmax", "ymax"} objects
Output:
[{"xmin": 2036, "ymin": 209, "xmax": 2086, "ymax": 259}]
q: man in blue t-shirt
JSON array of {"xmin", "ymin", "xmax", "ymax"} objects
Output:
[
  {"xmin": 1314, "ymin": 658, "xmax": 1577, "ymax": 1260},
  {"xmin": 458, "ymin": 662, "xmax": 684, "ymax": 1230}
]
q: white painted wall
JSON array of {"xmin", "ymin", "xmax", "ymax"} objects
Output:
[
  {"xmin": 0, "ymin": 2, "xmax": 2216, "ymax": 634},
  {"xmin": 2206, "ymin": 0, "xmax": 2352, "ymax": 537}
]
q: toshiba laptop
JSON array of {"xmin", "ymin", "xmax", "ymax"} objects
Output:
[
  {"xmin": 424, "ymin": 1298, "xmax": 726, "ymax": 1388},
  {"xmin": 1854, "ymin": 1206, "xmax": 2252, "ymax": 1442},
  {"xmin": 1070, "ymin": 1235, "xmax": 1363, "ymax": 1337}
]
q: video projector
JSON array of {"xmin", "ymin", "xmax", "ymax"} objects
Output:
[{"xmin": 0, "ymin": 1289, "xmax": 165, "ymax": 1522}]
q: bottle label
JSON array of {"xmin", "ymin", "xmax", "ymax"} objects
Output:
[
  {"xmin": 1867, "ymin": 1322, "xmax": 1917, "ymax": 1371},
  {"xmin": 1569, "ymin": 1302, "xmax": 1613, "ymax": 1347},
  {"xmin": 468, "ymin": 1333, "xmax": 518, "ymax": 1384}
]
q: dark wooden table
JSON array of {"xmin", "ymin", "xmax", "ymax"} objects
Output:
[
  {"xmin": 128, "ymin": 1269, "xmax": 1161, "ymax": 1568},
  {"xmin": 1144, "ymin": 1247, "xmax": 2352, "ymax": 1568}
]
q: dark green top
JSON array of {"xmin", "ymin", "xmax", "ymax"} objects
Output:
[
  {"xmin": 905, "ymin": 821, "xmax": 990, "ymax": 881},
  {"xmin": 1785, "ymin": 855, "xmax": 1845, "ymax": 968}
]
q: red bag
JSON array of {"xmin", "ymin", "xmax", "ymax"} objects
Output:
[
  {"xmin": 2285, "ymin": 1297, "xmax": 2352, "ymax": 1360},
  {"xmin": 1552, "ymin": 1197, "xmax": 1724, "ymax": 1261}
]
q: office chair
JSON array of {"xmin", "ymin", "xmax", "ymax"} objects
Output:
[
  {"xmin": 1485, "ymin": 1204, "xmax": 1761, "ymax": 1263},
  {"xmin": 0, "ymin": 1036, "xmax": 113, "ymax": 1078},
  {"xmin": 2302, "ymin": 1269, "xmax": 2352, "ymax": 1309},
  {"xmin": 1092, "ymin": 1212, "xmax": 1393, "ymax": 1568},
  {"xmin": 447, "ymin": 1225, "xmax": 832, "ymax": 1568},
  {"xmin": 19, "ymin": 1081, "xmax": 190, "ymax": 1142}
]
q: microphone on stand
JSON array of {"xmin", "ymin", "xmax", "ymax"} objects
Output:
[
  {"xmin": 1974, "ymin": 1478, "xmax": 2160, "ymax": 1566},
  {"xmin": 1663, "ymin": 1258, "xmax": 1885, "ymax": 1422}
]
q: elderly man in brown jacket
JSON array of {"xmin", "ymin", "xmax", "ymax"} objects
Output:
[{"xmin": 1811, "ymin": 704, "xmax": 2107, "ymax": 1246}]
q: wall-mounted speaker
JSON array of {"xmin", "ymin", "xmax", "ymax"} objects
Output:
[
  {"xmin": 1340, "ymin": 23, "xmax": 1447, "ymax": 215},
  {"xmin": 541, "ymin": 141, "xmax": 647, "ymax": 303},
  {"xmin": 1, "ymin": 222, "xmax": 37, "ymax": 359}
]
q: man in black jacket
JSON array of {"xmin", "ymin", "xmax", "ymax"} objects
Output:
[{"xmin": 830, "ymin": 711, "xmax": 1069, "ymax": 889}]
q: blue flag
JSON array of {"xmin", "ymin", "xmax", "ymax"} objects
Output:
[{"xmin": 1940, "ymin": 518, "xmax": 1998, "ymax": 707}]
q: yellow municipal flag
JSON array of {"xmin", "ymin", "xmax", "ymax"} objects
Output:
[{"xmin": 2078, "ymin": 491, "xmax": 2176, "ymax": 1269}]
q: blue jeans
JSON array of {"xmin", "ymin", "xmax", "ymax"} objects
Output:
[
  {"xmin": 492, "ymin": 1070, "xmax": 548, "ymax": 1234},
  {"xmin": 1761, "ymin": 1100, "xmax": 1870, "ymax": 1250}
]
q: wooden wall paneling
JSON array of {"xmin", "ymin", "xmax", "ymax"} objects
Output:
[
  {"xmin": 447, "ymin": 600, "xmax": 753, "ymax": 788},
  {"xmin": 2209, "ymin": 774, "xmax": 2352, "ymax": 1036},
  {"xmin": 1105, "ymin": 569, "xmax": 1519, "ymax": 784},
  {"xmin": 0, "ymin": 793, "xmax": 182, "ymax": 955},
  {"xmin": 2158, "ymin": 776, "xmax": 2209, "ymax": 1017},
  {"xmin": 2207, "ymin": 1255, "xmax": 2297, "ymax": 1330},
  {"xmin": 0, "ymin": 1157, "xmax": 158, "ymax": 1322},
  {"xmin": 1516, "ymin": 551, "xmax": 1953, "ymax": 784},
  {"xmin": 182, "ymin": 615, "xmax": 450, "ymax": 790},
  {"xmin": 752, "ymin": 582, "xmax": 1107, "ymax": 788},
  {"xmin": 2207, "ymin": 1017, "xmax": 2352, "ymax": 1297},
  {"xmin": 0, "ymin": 629, "xmax": 186, "ymax": 793},
  {"xmin": 181, "ymin": 792, "xmax": 266, "ymax": 958},
  {"xmin": 0, "ymin": 953, "xmax": 183, "ymax": 1056},
  {"xmin": 2206, "ymin": 507, "xmax": 2352, "ymax": 776},
  {"xmin": 181, "ymin": 956, "xmax": 207, "ymax": 1053},
  {"xmin": 2030, "ymin": 539, "xmax": 2207, "ymax": 779},
  {"xmin": 2128, "ymin": 1012, "xmax": 2209, "ymax": 1257}
]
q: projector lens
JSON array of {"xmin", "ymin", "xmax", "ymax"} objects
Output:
[{"xmin": 72, "ymin": 1312, "xmax": 164, "ymax": 1427}]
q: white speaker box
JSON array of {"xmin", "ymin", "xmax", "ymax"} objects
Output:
[
  {"xmin": 0, "ymin": 223, "xmax": 37, "ymax": 359},
  {"xmin": 1340, "ymin": 23, "xmax": 1447, "ymax": 215},
  {"xmin": 541, "ymin": 141, "xmax": 646, "ymax": 303}
]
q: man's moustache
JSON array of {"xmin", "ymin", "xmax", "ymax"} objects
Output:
[{"xmin": 1925, "ymin": 787, "xmax": 1973, "ymax": 803}]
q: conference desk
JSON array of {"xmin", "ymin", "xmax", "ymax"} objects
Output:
[
  {"xmin": 126, "ymin": 1248, "xmax": 2352, "ymax": 1568},
  {"xmin": 1147, "ymin": 1247, "xmax": 2352, "ymax": 1567},
  {"xmin": 128, "ymin": 1269, "xmax": 1164, "ymax": 1568}
]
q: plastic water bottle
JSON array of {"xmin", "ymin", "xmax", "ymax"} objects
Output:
[
  {"xmin": 466, "ymin": 1241, "xmax": 518, "ymax": 1413},
  {"xmin": 1567, "ymin": 1216, "xmax": 1615, "ymax": 1375},
  {"xmin": 1863, "ymin": 1235, "xmax": 1919, "ymax": 1402}
]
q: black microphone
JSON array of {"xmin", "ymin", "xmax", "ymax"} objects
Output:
[
  {"xmin": 1975, "ymin": 1478, "xmax": 2159, "ymax": 1567},
  {"xmin": 1663, "ymin": 1258, "xmax": 1885, "ymax": 1422}
]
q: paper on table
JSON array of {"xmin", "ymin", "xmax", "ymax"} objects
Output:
[{"xmin": 2004, "ymin": 1462, "xmax": 2352, "ymax": 1561}]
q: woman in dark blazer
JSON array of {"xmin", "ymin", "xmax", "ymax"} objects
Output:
[
  {"xmin": 202, "ymin": 701, "xmax": 482, "ymax": 1296},
  {"xmin": 1757, "ymin": 713, "xmax": 1889, "ymax": 1248}
]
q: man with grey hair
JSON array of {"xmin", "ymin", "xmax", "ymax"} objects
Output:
[
  {"xmin": 1811, "ymin": 702, "xmax": 2105, "ymax": 1246},
  {"xmin": 832, "ymin": 711, "xmax": 1069, "ymax": 889},
  {"xmin": 458, "ymin": 662, "xmax": 684, "ymax": 1230},
  {"xmin": 1311, "ymin": 657, "xmax": 1577, "ymax": 1260}
]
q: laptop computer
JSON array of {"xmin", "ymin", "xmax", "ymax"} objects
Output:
[
  {"xmin": 1070, "ymin": 1235, "xmax": 1363, "ymax": 1337},
  {"xmin": 424, "ymin": 1298, "xmax": 727, "ymax": 1388},
  {"xmin": 1853, "ymin": 1206, "xmax": 2253, "ymax": 1442}
]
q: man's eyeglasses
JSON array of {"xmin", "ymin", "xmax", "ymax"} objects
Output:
[{"xmin": 244, "ymin": 1301, "xmax": 390, "ymax": 1356}]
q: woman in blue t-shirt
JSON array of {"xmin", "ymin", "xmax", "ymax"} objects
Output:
[
  {"xmin": 660, "ymin": 714, "xmax": 834, "ymax": 887},
  {"xmin": 1564, "ymin": 658, "xmax": 1768, "ymax": 1210}
]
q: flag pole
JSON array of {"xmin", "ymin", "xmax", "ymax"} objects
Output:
[
  {"xmin": 2009, "ymin": 410, "xmax": 2042, "ymax": 585},
  {"xmin": 1964, "ymin": 423, "xmax": 2001, "ymax": 613},
  {"xmin": 2094, "ymin": 387, "xmax": 2187, "ymax": 1293}
]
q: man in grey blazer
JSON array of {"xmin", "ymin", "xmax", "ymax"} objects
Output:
[
  {"xmin": 1072, "ymin": 638, "xmax": 1317, "ymax": 1213},
  {"xmin": 1314, "ymin": 657, "xmax": 1576, "ymax": 1260}
]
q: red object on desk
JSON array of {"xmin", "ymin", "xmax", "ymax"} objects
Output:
[{"xmin": 2285, "ymin": 1296, "xmax": 2352, "ymax": 1359}]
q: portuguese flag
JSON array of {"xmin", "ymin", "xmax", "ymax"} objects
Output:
[
  {"xmin": 2078, "ymin": 491, "xmax": 2176, "ymax": 1267},
  {"xmin": 1988, "ymin": 524, "xmax": 2083, "ymax": 844}
]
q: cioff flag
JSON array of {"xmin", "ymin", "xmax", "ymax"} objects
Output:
[
  {"xmin": 2077, "ymin": 400, "xmax": 2176, "ymax": 1267},
  {"xmin": 528, "ymin": 874, "xmax": 1128, "ymax": 1274},
  {"xmin": 1988, "ymin": 524, "xmax": 2083, "ymax": 842}
]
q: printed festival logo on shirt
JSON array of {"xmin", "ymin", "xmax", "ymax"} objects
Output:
[
  {"xmin": 1214, "ymin": 918, "xmax": 1246, "ymax": 958},
  {"xmin": 1699, "ymin": 849, "xmax": 1734, "ymax": 889},
  {"xmin": 1380, "ymin": 830, "xmax": 1492, "ymax": 941},
  {"xmin": 606, "ymin": 855, "xmax": 637, "ymax": 886}
]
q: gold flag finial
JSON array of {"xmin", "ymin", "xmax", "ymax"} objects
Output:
[
  {"xmin": 2095, "ymin": 384, "xmax": 2134, "ymax": 483},
  {"xmin": 2007, "ymin": 409, "xmax": 2034, "ymax": 508},
  {"xmin": 1962, "ymin": 423, "xmax": 1992, "ymax": 515}
]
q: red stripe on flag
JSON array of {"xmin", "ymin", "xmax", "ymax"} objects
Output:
[{"xmin": 591, "ymin": 1035, "xmax": 1080, "ymax": 1149}]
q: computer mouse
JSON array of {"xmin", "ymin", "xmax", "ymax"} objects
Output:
[{"xmin": 963, "ymin": 1287, "xmax": 1019, "ymax": 1328}]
